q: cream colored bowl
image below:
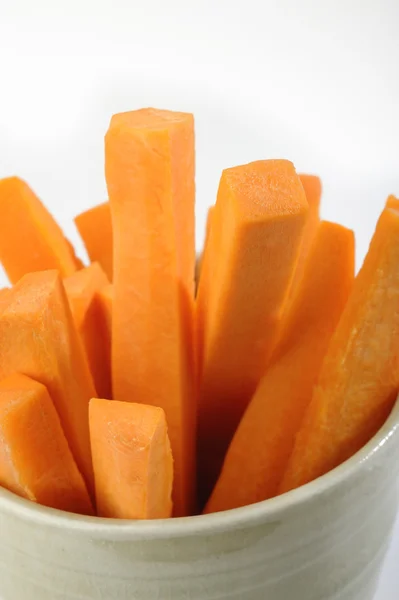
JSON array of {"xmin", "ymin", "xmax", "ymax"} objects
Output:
[{"xmin": 1, "ymin": 400, "xmax": 399, "ymax": 600}]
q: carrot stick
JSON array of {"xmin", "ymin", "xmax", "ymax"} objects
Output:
[
  {"xmin": 75, "ymin": 202, "xmax": 113, "ymax": 280},
  {"xmin": 0, "ymin": 373, "xmax": 93, "ymax": 515},
  {"xmin": 385, "ymin": 195, "xmax": 399, "ymax": 210},
  {"xmin": 280, "ymin": 206, "xmax": 399, "ymax": 493},
  {"xmin": 89, "ymin": 398, "xmax": 173, "ymax": 519},
  {"xmin": 196, "ymin": 160, "xmax": 309, "ymax": 503},
  {"xmin": 105, "ymin": 108, "xmax": 196, "ymax": 516},
  {"xmin": 205, "ymin": 222, "xmax": 354, "ymax": 513},
  {"xmin": 196, "ymin": 206, "xmax": 214, "ymax": 289},
  {"xmin": 64, "ymin": 263, "xmax": 111, "ymax": 399},
  {"xmin": 96, "ymin": 283, "xmax": 113, "ymax": 365},
  {"xmin": 65, "ymin": 238, "xmax": 85, "ymax": 270},
  {"xmin": 0, "ymin": 177, "xmax": 78, "ymax": 283},
  {"xmin": 0, "ymin": 270, "xmax": 97, "ymax": 494},
  {"xmin": 286, "ymin": 174, "xmax": 321, "ymax": 301}
]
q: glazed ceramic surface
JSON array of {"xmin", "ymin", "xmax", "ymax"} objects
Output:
[{"xmin": 0, "ymin": 399, "xmax": 398, "ymax": 600}]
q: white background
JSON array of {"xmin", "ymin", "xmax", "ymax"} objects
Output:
[{"xmin": 0, "ymin": 1, "xmax": 398, "ymax": 597}]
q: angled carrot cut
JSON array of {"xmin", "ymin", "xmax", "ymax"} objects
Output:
[
  {"xmin": 196, "ymin": 159, "xmax": 309, "ymax": 503},
  {"xmin": 196, "ymin": 206, "xmax": 215, "ymax": 289},
  {"xmin": 0, "ymin": 177, "xmax": 78, "ymax": 283},
  {"xmin": 280, "ymin": 206, "xmax": 399, "ymax": 493},
  {"xmin": 96, "ymin": 283, "xmax": 113, "ymax": 357},
  {"xmin": 205, "ymin": 222, "xmax": 354, "ymax": 513},
  {"xmin": 64, "ymin": 263, "xmax": 111, "ymax": 399},
  {"xmin": 105, "ymin": 108, "xmax": 196, "ymax": 516},
  {"xmin": 90, "ymin": 398, "xmax": 173, "ymax": 519},
  {"xmin": 0, "ymin": 373, "xmax": 93, "ymax": 515},
  {"xmin": 286, "ymin": 174, "xmax": 321, "ymax": 302},
  {"xmin": 0, "ymin": 270, "xmax": 96, "ymax": 494},
  {"xmin": 75, "ymin": 202, "xmax": 113, "ymax": 280}
]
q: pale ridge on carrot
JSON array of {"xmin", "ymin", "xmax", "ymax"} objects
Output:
[
  {"xmin": 89, "ymin": 398, "xmax": 173, "ymax": 519},
  {"xmin": 0, "ymin": 177, "xmax": 78, "ymax": 283},
  {"xmin": 0, "ymin": 373, "xmax": 93, "ymax": 515},
  {"xmin": 280, "ymin": 206, "xmax": 399, "ymax": 493},
  {"xmin": 205, "ymin": 221, "xmax": 354, "ymax": 513},
  {"xmin": 75, "ymin": 202, "xmax": 113, "ymax": 280},
  {"xmin": 196, "ymin": 159, "xmax": 309, "ymax": 504},
  {"xmin": 105, "ymin": 108, "xmax": 196, "ymax": 517},
  {"xmin": 64, "ymin": 263, "xmax": 111, "ymax": 399},
  {"xmin": 0, "ymin": 270, "xmax": 97, "ymax": 495}
]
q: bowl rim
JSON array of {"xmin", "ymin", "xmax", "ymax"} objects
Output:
[{"xmin": 1, "ymin": 398, "xmax": 398, "ymax": 540}]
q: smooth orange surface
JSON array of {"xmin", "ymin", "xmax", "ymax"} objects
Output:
[
  {"xmin": 0, "ymin": 373, "xmax": 93, "ymax": 515},
  {"xmin": 196, "ymin": 159, "xmax": 309, "ymax": 504},
  {"xmin": 0, "ymin": 177, "xmax": 78, "ymax": 283},
  {"xmin": 105, "ymin": 108, "xmax": 196, "ymax": 516},
  {"xmin": 280, "ymin": 207, "xmax": 399, "ymax": 493},
  {"xmin": 90, "ymin": 398, "xmax": 173, "ymax": 519},
  {"xmin": 0, "ymin": 270, "xmax": 96, "ymax": 495},
  {"xmin": 64, "ymin": 263, "xmax": 111, "ymax": 399},
  {"xmin": 75, "ymin": 202, "xmax": 113, "ymax": 280},
  {"xmin": 286, "ymin": 174, "xmax": 321, "ymax": 302},
  {"xmin": 195, "ymin": 206, "xmax": 214, "ymax": 288},
  {"xmin": 96, "ymin": 284, "xmax": 113, "ymax": 377},
  {"xmin": 205, "ymin": 222, "xmax": 354, "ymax": 513}
]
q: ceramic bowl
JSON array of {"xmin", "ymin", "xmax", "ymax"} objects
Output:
[{"xmin": 0, "ymin": 399, "xmax": 399, "ymax": 600}]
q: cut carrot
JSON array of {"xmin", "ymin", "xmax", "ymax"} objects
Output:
[
  {"xmin": 65, "ymin": 237, "xmax": 85, "ymax": 270},
  {"xmin": 196, "ymin": 159, "xmax": 309, "ymax": 503},
  {"xmin": 205, "ymin": 222, "xmax": 354, "ymax": 513},
  {"xmin": 280, "ymin": 206, "xmax": 399, "ymax": 493},
  {"xmin": 0, "ymin": 177, "xmax": 78, "ymax": 284},
  {"xmin": 105, "ymin": 108, "xmax": 196, "ymax": 517},
  {"xmin": 0, "ymin": 373, "xmax": 93, "ymax": 515},
  {"xmin": 385, "ymin": 194, "xmax": 399, "ymax": 210},
  {"xmin": 89, "ymin": 398, "xmax": 173, "ymax": 519},
  {"xmin": 286, "ymin": 174, "xmax": 321, "ymax": 301},
  {"xmin": 75, "ymin": 202, "xmax": 113, "ymax": 280},
  {"xmin": 0, "ymin": 270, "xmax": 96, "ymax": 494},
  {"xmin": 196, "ymin": 206, "xmax": 215, "ymax": 288},
  {"xmin": 96, "ymin": 283, "xmax": 113, "ymax": 356},
  {"xmin": 64, "ymin": 263, "xmax": 111, "ymax": 399}
]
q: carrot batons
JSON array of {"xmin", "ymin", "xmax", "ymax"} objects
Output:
[
  {"xmin": 75, "ymin": 202, "xmax": 113, "ymax": 280},
  {"xmin": 287, "ymin": 174, "xmax": 321, "ymax": 301},
  {"xmin": 280, "ymin": 206, "xmax": 399, "ymax": 493},
  {"xmin": 205, "ymin": 222, "xmax": 354, "ymax": 513},
  {"xmin": 196, "ymin": 160, "xmax": 309, "ymax": 502},
  {"xmin": 105, "ymin": 108, "xmax": 196, "ymax": 517},
  {"xmin": 89, "ymin": 398, "xmax": 173, "ymax": 519},
  {"xmin": 195, "ymin": 206, "xmax": 215, "ymax": 291},
  {"xmin": 0, "ymin": 373, "xmax": 93, "ymax": 515},
  {"xmin": 0, "ymin": 177, "xmax": 78, "ymax": 284},
  {"xmin": 0, "ymin": 270, "xmax": 96, "ymax": 494},
  {"xmin": 97, "ymin": 283, "xmax": 113, "ymax": 346},
  {"xmin": 64, "ymin": 263, "xmax": 111, "ymax": 399}
]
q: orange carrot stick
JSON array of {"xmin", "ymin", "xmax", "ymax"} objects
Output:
[
  {"xmin": 75, "ymin": 202, "xmax": 113, "ymax": 280},
  {"xmin": 0, "ymin": 373, "xmax": 93, "ymax": 515},
  {"xmin": 96, "ymin": 283, "xmax": 113, "ymax": 367},
  {"xmin": 64, "ymin": 263, "xmax": 111, "ymax": 399},
  {"xmin": 105, "ymin": 108, "xmax": 196, "ymax": 516},
  {"xmin": 280, "ymin": 206, "xmax": 399, "ymax": 493},
  {"xmin": 385, "ymin": 194, "xmax": 399, "ymax": 210},
  {"xmin": 196, "ymin": 160, "xmax": 308, "ymax": 502},
  {"xmin": 196, "ymin": 206, "xmax": 215, "ymax": 291},
  {"xmin": 89, "ymin": 398, "xmax": 173, "ymax": 519},
  {"xmin": 287, "ymin": 174, "xmax": 321, "ymax": 301},
  {"xmin": 65, "ymin": 238, "xmax": 85, "ymax": 270},
  {"xmin": 0, "ymin": 177, "xmax": 78, "ymax": 283},
  {"xmin": 0, "ymin": 270, "xmax": 96, "ymax": 494},
  {"xmin": 205, "ymin": 222, "xmax": 354, "ymax": 513}
]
